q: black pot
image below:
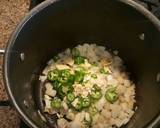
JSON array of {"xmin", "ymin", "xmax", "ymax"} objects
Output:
[{"xmin": 3, "ymin": 0, "xmax": 160, "ymax": 127}]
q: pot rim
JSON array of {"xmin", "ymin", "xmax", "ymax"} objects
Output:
[{"xmin": 3, "ymin": 0, "xmax": 160, "ymax": 128}]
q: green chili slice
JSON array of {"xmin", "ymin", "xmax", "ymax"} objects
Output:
[
  {"xmin": 67, "ymin": 93, "xmax": 75, "ymax": 102},
  {"xmin": 75, "ymin": 70, "xmax": 85, "ymax": 83},
  {"xmin": 89, "ymin": 105, "xmax": 98, "ymax": 116},
  {"xmin": 90, "ymin": 90, "xmax": 102, "ymax": 100},
  {"xmin": 59, "ymin": 69, "xmax": 71, "ymax": 83},
  {"xmin": 47, "ymin": 69, "xmax": 59, "ymax": 81},
  {"xmin": 52, "ymin": 79, "xmax": 61, "ymax": 89},
  {"xmin": 51, "ymin": 98, "xmax": 61, "ymax": 109},
  {"xmin": 105, "ymin": 87, "xmax": 118, "ymax": 103},
  {"xmin": 93, "ymin": 84, "xmax": 101, "ymax": 91},
  {"xmin": 82, "ymin": 97, "xmax": 91, "ymax": 108},
  {"xmin": 66, "ymin": 75, "xmax": 75, "ymax": 86}
]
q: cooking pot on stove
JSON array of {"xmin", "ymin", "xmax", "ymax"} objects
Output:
[{"xmin": 1, "ymin": 0, "xmax": 160, "ymax": 127}]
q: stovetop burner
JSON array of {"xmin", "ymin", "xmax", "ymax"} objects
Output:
[{"xmin": 1, "ymin": 0, "xmax": 160, "ymax": 128}]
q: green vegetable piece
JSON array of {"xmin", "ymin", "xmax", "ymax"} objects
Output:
[
  {"xmin": 59, "ymin": 69, "xmax": 71, "ymax": 83},
  {"xmin": 67, "ymin": 93, "xmax": 75, "ymax": 102},
  {"xmin": 89, "ymin": 105, "xmax": 98, "ymax": 116},
  {"xmin": 52, "ymin": 79, "xmax": 61, "ymax": 89},
  {"xmin": 57, "ymin": 86, "xmax": 65, "ymax": 99},
  {"xmin": 100, "ymin": 67, "xmax": 109, "ymax": 74},
  {"xmin": 82, "ymin": 97, "xmax": 91, "ymax": 108},
  {"xmin": 62, "ymin": 86, "xmax": 69, "ymax": 94},
  {"xmin": 74, "ymin": 56, "xmax": 85, "ymax": 65},
  {"xmin": 53, "ymin": 55, "xmax": 59, "ymax": 62},
  {"xmin": 61, "ymin": 69, "xmax": 70, "ymax": 78},
  {"xmin": 71, "ymin": 48, "xmax": 80, "ymax": 57},
  {"xmin": 66, "ymin": 75, "xmax": 75, "ymax": 86},
  {"xmin": 93, "ymin": 84, "xmax": 101, "ymax": 91},
  {"xmin": 90, "ymin": 90, "xmax": 102, "ymax": 100},
  {"xmin": 51, "ymin": 98, "xmax": 61, "ymax": 109},
  {"xmin": 74, "ymin": 98, "xmax": 83, "ymax": 111},
  {"xmin": 91, "ymin": 74, "xmax": 97, "ymax": 79},
  {"xmin": 105, "ymin": 87, "xmax": 118, "ymax": 103},
  {"xmin": 75, "ymin": 70, "xmax": 85, "ymax": 83},
  {"xmin": 47, "ymin": 69, "xmax": 59, "ymax": 81}
]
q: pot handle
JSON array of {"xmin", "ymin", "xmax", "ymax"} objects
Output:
[{"xmin": 0, "ymin": 48, "xmax": 11, "ymax": 107}]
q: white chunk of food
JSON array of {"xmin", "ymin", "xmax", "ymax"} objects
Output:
[
  {"xmin": 45, "ymin": 83, "xmax": 56, "ymax": 97},
  {"xmin": 57, "ymin": 118, "xmax": 68, "ymax": 128}
]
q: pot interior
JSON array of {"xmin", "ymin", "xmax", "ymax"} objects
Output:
[{"xmin": 5, "ymin": 0, "xmax": 160, "ymax": 127}]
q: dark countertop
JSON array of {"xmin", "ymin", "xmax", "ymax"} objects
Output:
[{"xmin": 0, "ymin": 0, "xmax": 29, "ymax": 127}]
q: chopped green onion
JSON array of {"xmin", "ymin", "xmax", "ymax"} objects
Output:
[
  {"xmin": 105, "ymin": 87, "xmax": 118, "ymax": 103},
  {"xmin": 82, "ymin": 97, "xmax": 91, "ymax": 108},
  {"xmin": 90, "ymin": 90, "xmax": 102, "ymax": 100},
  {"xmin": 74, "ymin": 56, "xmax": 85, "ymax": 65},
  {"xmin": 51, "ymin": 98, "xmax": 61, "ymax": 109},
  {"xmin": 91, "ymin": 74, "xmax": 97, "ymax": 79},
  {"xmin": 100, "ymin": 67, "xmax": 109, "ymax": 74},
  {"xmin": 89, "ymin": 105, "xmax": 98, "ymax": 116},
  {"xmin": 67, "ymin": 93, "xmax": 75, "ymax": 102},
  {"xmin": 71, "ymin": 48, "xmax": 80, "ymax": 57},
  {"xmin": 53, "ymin": 55, "xmax": 59, "ymax": 62}
]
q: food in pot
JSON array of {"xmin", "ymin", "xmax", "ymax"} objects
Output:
[{"xmin": 39, "ymin": 44, "xmax": 136, "ymax": 128}]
